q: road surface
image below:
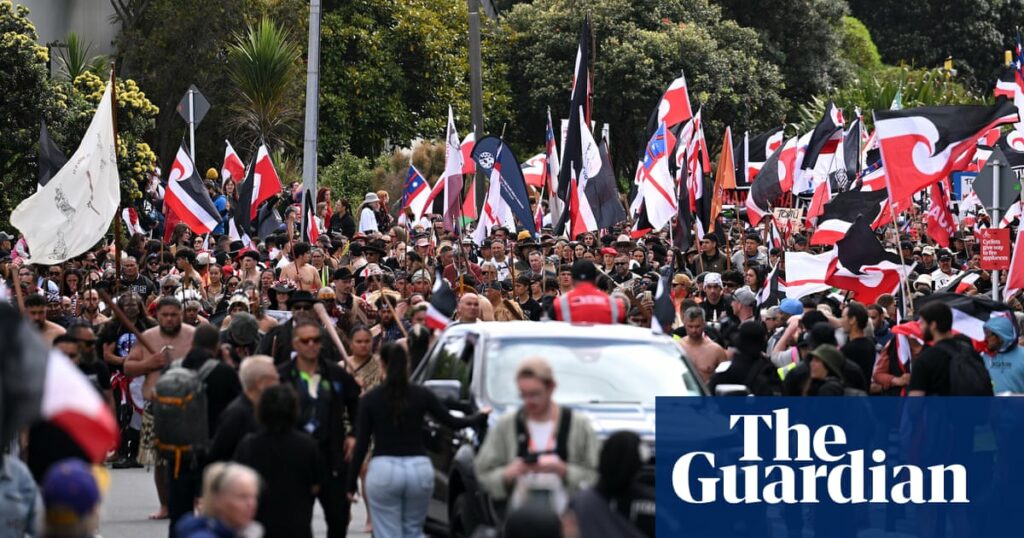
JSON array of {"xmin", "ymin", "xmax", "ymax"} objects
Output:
[{"xmin": 100, "ymin": 467, "xmax": 371, "ymax": 537}]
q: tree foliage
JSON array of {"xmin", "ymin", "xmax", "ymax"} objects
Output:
[
  {"xmin": 318, "ymin": 0, "xmax": 511, "ymax": 164},
  {"xmin": 840, "ymin": 16, "xmax": 881, "ymax": 72},
  {"xmin": 226, "ymin": 18, "xmax": 304, "ymax": 153},
  {"xmin": 848, "ymin": 0, "xmax": 1021, "ymax": 91},
  {"xmin": 795, "ymin": 66, "xmax": 987, "ymax": 132},
  {"xmin": 715, "ymin": 0, "xmax": 851, "ymax": 103},
  {"xmin": 0, "ymin": 0, "xmax": 58, "ymax": 229},
  {"xmin": 317, "ymin": 152, "xmax": 381, "ymax": 208},
  {"xmin": 116, "ymin": 0, "xmax": 250, "ymax": 172},
  {"xmin": 500, "ymin": 0, "xmax": 787, "ymax": 180}
]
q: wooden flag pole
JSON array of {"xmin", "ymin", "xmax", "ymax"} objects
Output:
[{"xmin": 110, "ymin": 64, "xmax": 123, "ymax": 295}]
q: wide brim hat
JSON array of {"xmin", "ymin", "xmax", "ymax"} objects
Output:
[
  {"xmin": 363, "ymin": 192, "xmax": 380, "ymax": 204},
  {"xmin": 286, "ymin": 290, "xmax": 320, "ymax": 308}
]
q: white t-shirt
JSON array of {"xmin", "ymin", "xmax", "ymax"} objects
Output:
[
  {"xmin": 526, "ymin": 419, "xmax": 557, "ymax": 454},
  {"xmin": 359, "ymin": 207, "xmax": 379, "ymax": 233}
]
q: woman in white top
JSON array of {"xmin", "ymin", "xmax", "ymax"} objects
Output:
[{"xmin": 358, "ymin": 192, "xmax": 380, "ymax": 233}]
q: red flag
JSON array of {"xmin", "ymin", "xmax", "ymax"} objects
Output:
[
  {"xmin": 657, "ymin": 74, "xmax": 693, "ymax": 128},
  {"xmin": 44, "ymin": 349, "xmax": 119, "ymax": 462},
  {"xmin": 250, "ymin": 144, "xmax": 283, "ymax": 220},
  {"xmin": 806, "ymin": 179, "xmax": 831, "ymax": 226},
  {"xmin": 926, "ymin": 183, "xmax": 956, "ymax": 247},
  {"xmin": 221, "ymin": 140, "xmax": 245, "ymax": 183},
  {"xmin": 874, "ymin": 101, "xmax": 1018, "ymax": 207},
  {"xmin": 1004, "ymin": 229, "xmax": 1024, "ymax": 300},
  {"xmin": 460, "ymin": 133, "xmax": 476, "ymax": 175}
]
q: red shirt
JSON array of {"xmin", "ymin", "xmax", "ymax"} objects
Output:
[{"xmin": 553, "ymin": 282, "xmax": 626, "ymax": 324}]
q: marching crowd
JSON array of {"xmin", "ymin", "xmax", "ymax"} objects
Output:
[{"xmin": 2, "ymin": 169, "xmax": 1024, "ymax": 538}]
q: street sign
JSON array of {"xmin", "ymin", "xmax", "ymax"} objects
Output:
[
  {"xmin": 176, "ymin": 85, "xmax": 210, "ymax": 127},
  {"xmin": 951, "ymin": 171, "xmax": 976, "ymax": 201},
  {"xmin": 973, "ymin": 146, "xmax": 1017, "ymax": 210},
  {"xmin": 979, "ymin": 228, "xmax": 1012, "ymax": 270}
]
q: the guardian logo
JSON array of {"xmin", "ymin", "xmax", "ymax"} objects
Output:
[{"xmin": 672, "ymin": 409, "xmax": 968, "ymax": 505}]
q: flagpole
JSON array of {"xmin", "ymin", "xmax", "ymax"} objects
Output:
[
  {"xmin": 992, "ymin": 156, "xmax": 1004, "ymax": 301},
  {"xmin": 874, "ymin": 111, "xmax": 912, "ymax": 318},
  {"xmin": 110, "ymin": 65, "xmax": 123, "ymax": 295}
]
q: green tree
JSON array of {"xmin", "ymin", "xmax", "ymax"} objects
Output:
[
  {"xmin": 318, "ymin": 0, "xmax": 511, "ymax": 163},
  {"xmin": 714, "ymin": 0, "xmax": 851, "ymax": 104},
  {"xmin": 116, "ymin": 0, "xmax": 250, "ymax": 173},
  {"xmin": 0, "ymin": 0, "xmax": 57, "ymax": 229},
  {"xmin": 501, "ymin": 0, "xmax": 787, "ymax": 180},
  {"xmin": 318, "ymin": 152, "xmax": 381, "ymax": 208},
  {"xmin": 226, "ymin": 18, "xmax": 304, "ymax": 152},
  {"xmin": 56, "ymin": 32, "xmax": 109, "ymax": 81},
  {"xmin": 840, "ymin": 16, "xmax": 881, "ymax": 73},
  {"xmin": 848, "ymin": 0, "xmax": 1018, "ymax": 90},
  {"xmin": 795, "ymin": 66, "xmax": 986, "ymax": 132},
  {"xmin": 51, "ymin": 72, "xmax": 160, "ymax": 202}
]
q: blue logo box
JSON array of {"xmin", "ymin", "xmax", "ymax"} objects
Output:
[{"xmin": 655, "ymin": 397, "xmax": 1024, "ymax": 537}]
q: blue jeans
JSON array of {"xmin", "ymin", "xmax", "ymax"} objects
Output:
[{"xmin": 365, "ymin": 456, "xmax": 434, "ymax": 538}]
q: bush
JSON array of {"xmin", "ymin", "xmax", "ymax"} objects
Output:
[
  {"xmin": 841, "ymin": 16, "xmax": 881, "ymax": 72},
  {"xmin": 318, "ymin": 152, "xmax": 379, "ymax": 209}
]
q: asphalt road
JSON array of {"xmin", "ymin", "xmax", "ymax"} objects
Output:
[{"xmin": 100, "ymin": 467, "xmax": 371, "ymax": 538}]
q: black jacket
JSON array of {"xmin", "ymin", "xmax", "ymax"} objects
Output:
[
  {"xmin": 180, "ymin": 350, "xmax": 242, "ymax": 434},
  {"xmin": 207, "ymin": 394, "xmax": 258, "ymax": 463},
  {"xmin": 277, "ymin": 359, "xmax": 360, "ymax": 474}
]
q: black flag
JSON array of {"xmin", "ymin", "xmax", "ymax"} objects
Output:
[
  {"xmin": 38, "ymin": 121, "xmax": 67, "ymax": 187},
  {"xmin": 554, "ymin": 16, "xmax": 592, "ymax": 235}
]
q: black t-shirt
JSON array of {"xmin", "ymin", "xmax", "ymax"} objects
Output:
[
  {"xmin": 700, "ymin": 297, "xmax": 730, "ymax": 324},
  {"xmin": 121, "ymin": 274, "xmax": 157, "ymax": 299},
  {"xmin": 208, "ymin": 395, "xmax": 258, "ymax": 463},
  {"xmin": 841, "ymin": 337, "xmax": 876, "ymax": 386},
  {"xmin": 517, "ymin": 297, "xmax": 544, "ymax": 322},
  {"xmin": 908, "ymin": 343, "xmax": 952, "ymax": 395},
  {"xmin": 79, "ymin": 360, "xmax": 111, "ymax": 394},
  {"xmin": 235, "ymin": 430, "xmax": 323, "ymax": 538},
  {"xmin": 180, "ymin": 351, "xmax": 242, "ymax": 433}
]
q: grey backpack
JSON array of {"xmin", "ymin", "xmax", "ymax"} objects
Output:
[{"xmin": 153, "ymin": 359, "xmax": 218, "ymax": 476}]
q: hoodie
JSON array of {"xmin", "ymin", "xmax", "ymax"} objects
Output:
[{"xmin": 982, "ymin": 315, "xmax": 1024, "ymax": 393}]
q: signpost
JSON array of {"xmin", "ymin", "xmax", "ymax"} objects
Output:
[{"xmin": 176, "ymin": 85, "xmax": 210, "ymax": 160}]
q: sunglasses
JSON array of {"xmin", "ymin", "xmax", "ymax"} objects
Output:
[
  {"xmin": 297, "ymin": 336, "xmax": 322, "ymax": 345},
  {"xmin": 291, "ymin": 304, "xmax": 313, "ymax": 311},
  {"xmin": 77, "ymin": 338, "xmax": 97, "ymax": 346}
]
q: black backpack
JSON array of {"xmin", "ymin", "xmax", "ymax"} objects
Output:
[
  {"xmin": 938, "ymin": 337, "xmax": 994, "ymax": 396},
  {"xmin": 153, "ymin": 359, "xmax": 218, "ymax": 476}
]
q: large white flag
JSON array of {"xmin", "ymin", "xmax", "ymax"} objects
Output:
[
  {"xmin": 12, "ymin": 83, "xmax": 120, "ymax": 264},
  {"xmin": 441, "ymin": 106, "xmax": 464, "ymax": 231}
]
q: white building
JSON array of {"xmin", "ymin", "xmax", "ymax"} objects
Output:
[{"xmin": 17, "ymin": 0, "xmax": 118, "ymax": 62}]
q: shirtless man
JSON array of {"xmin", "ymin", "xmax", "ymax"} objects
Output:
[
  {"xmin": 678, "ymin": 306, "xmax": 726, "ymax": 383},
  {"xmin": 236, "ymin": 249, "xmax": 261, "ymax": 286},
  {"xmin": 279, "ymin": 242, "xmax": 321, "ymax": 292},
  {"xmin": 77, "ymin": 289, "xmax": 110, "ymax": 328},
  {"xmin": 121, "ymin": 296, "xmax": 195, "ymax": 522},
  {"xmin": 24, "ymin": 293, "xmax": 66, "ymax": 344},
  {"xmin": 123, "ymin": 297, "xmax": 196, "ymax": 400}
]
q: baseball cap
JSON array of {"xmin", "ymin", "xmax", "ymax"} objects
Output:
[
  {"xmin": 411, "ymin": 269, "xmax": 432, "ymax": 283},
  {"xmin": 732, "ymin": 288, "xmax": 757, "ymax": 307},
  {"xmin": 332, "ymin": 267, "xmax": 354, "ymax": 281},
  {"xmin": 42, "ymin": 458, "xmax": 100, "ymax": 527},
  {"xmin": 571, "ymin": 260, "xmax": 597, "ymax": 282},
  {"xmin": 600, "ymin": 247, "xmax": 618, "ymax": 256},
  {"xmin": 810, "ymin": 344, "xmax": 846, "ymax": 380},
  {"xmin": 922, "ymin": 246, "xmax": 935, "ymax": 256},
  {"xmin": 779, "ymin": 298, "xmax": 803, "ymax": 316},
  {"xmin": 227, "ymin": 312, "xmax": 260, "ymax": 346},
  {"xmin": 415, "ymin": 237, "xmax": 430, "ymax": 248},
  {"xmin": 703, "ymin": 272, "xmax": 723, "ymax": 287}
]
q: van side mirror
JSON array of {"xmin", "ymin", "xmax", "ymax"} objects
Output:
[{"xmin": 424, "ymin": 379, "xmax": 463, "ymax": 403}]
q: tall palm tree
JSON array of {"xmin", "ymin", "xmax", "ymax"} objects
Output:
[{"xmin": 227, "ymin": 17, "xmax": 303, "ymax": 153}]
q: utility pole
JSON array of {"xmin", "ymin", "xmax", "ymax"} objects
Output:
[
  {"xmin": 993, "ymin": 156, "xmax": 1003, "ymax": 301},
  {"xmin": 301, "ymin": 0, "xmax": 322, "ymax": 233},
  {"xmin": 468, "ymin": 0, "xmax": 486, "ymax": 211}
]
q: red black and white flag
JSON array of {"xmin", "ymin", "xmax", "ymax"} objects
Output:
[
  {"xmin": 915, "ymin": 292, "xmax": 1011, "ymax": 341},
  {"xmin": 825, "ymin": 214, "xmax": 914, "ymax": 304},
  {"xmin": 801, "ymin": 100, "xmax": 844, "ymax": 173},
  {"xmin": 1004, "ymin": 229, "xmax": 1024, "ymax": 300},
  {"xmin": 165, "ymin": 143, "xmax": 221, "ymax": 234},
  {"xmin": 874, "ymin": 100, "xmax": 1019, "ymax": 207},
  {"xmin": 221, "ymin": 140, "xmax": 245, "ymax": 183},
  {"xmin": 657, "ymin": 74, "xmax": 693, "ymax": 130},
  {"xmin": 554, "ymin": 16, "xmax": 592, "ymax": 235},
  {"xmin": 809, "ymin": 189, "xmax": 889, "ymax": 245},
  {"xmin": 234, "ymin": 145, "xmax": 283, "ymax": 235},
  {"xmin": 736, "ymin": 127, "xmax": 784, "ymax": 186},
  {"xmin": 425, "ymin": 271, "xmax": 458, "ymax": 330},
  {"xmin": 745, "ymin": 143, "xmax": 784, "ymax": 227},
  {"xmin": 302, "ymin": 188, "xmax": 320, "ymax": 244},
  {"xmin": 926, "ymin": 182, "xmax": 956, "ymax": 247}
]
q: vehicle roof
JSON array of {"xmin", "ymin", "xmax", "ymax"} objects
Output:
[{"xmin": 442, "ymin": 321, "xmax": 678, "ymax": 343}]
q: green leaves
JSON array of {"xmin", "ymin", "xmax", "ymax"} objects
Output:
[{"xmin": 226, "ymin": 17, "xmax": 303, "ymax": 153}]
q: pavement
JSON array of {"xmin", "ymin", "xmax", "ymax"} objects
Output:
[{"xmin": 99, "ymin": 467, "xmax": 371, "ymax": 538}]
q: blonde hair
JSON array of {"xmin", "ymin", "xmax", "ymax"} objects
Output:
[{"xmin": 198, "ymin": 463, "xmax": 260, "ymax": 517}]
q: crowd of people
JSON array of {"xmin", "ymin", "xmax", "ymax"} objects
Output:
[{"xmin": 2, "ymin": 170, "xmax": 1023, "ymax": 538}]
